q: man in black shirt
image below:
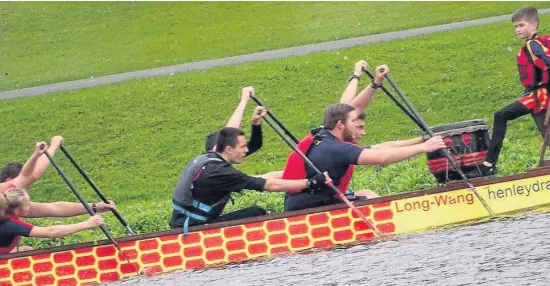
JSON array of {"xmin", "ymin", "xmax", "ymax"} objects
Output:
[{"xmin": 169, "ymin": 127, "xmax": 331, "ymax": 232}]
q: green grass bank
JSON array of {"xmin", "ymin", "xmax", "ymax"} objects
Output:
[
  {"xmin": 2, "ymin": 2, "xmax": 549, "ymax": 91},
  {"xmin": 5, "ymin": 14, "xmax": 550, "ymax": 249}
]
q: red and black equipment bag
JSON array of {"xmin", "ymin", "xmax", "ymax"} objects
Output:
[{"xmin": 425, "ymin": 120, "xmax": 490, "ymax": 184}]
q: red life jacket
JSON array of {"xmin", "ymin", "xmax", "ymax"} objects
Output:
[
  {"xmin": 517, "ymin": 34, "xmax": 550, "ymax": 89},
  {"xmin": 281, "ymin": 134, "xmax": 354, "ymax": 194},
  {"xmin": 0, "ymin": 215, "xmax": 33, "ymax": 254}
]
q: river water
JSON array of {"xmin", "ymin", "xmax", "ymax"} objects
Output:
[{"xmin": 111, "ymin": 211, "xmax": 550, "ymax": 286}]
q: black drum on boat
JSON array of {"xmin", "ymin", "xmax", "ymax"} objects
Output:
[{"xmin": 425, "ymin": 119, "xmax": 490, "ymax": 184}]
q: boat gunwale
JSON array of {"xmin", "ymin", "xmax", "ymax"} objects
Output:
[{"xmin": 2, "ymin": 165, "xmax": 549, "ymax": 260}]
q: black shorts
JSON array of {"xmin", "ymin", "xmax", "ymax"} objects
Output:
[
  {"xmin": 284, "ymin": 191, "xmax": 340, "ymax": 212},
  {"xmin": 169, "ymin": 206, "xmax": 266, "ymax": 229}
]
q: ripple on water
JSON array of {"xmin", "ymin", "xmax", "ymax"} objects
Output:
[{"xmin": 109, "ymin": 212, "xmax": 550, "ymax": 286}]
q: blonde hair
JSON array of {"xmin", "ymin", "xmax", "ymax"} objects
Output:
[{"xmin": 0, "ymin": 188, "xmax": 28, "ymax": 216}]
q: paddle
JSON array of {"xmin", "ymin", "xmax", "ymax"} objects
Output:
[
  {"xmin": 253, "ymin": 96, "xmax": 383, "ymax": 237},
  {"xmin": 44, "ymin": 151, "xmax": 140, "ymax": 275},
  {"xmin": 537, "ymin": 107, "xmax": 550, "ymax": 166},
  {"xmin": 362, "ymin": 68, "xmax": 422, "ymax": 127},
  {"xmin": 59, "ymin": 146, "xmax": 136, "ymax": 235},
  {"xmin": 382, "ymin": 75, "xmax": 496, "ymax": 216},
  {"xmin": 250, "ymin": 96, "xmax": 300, "ymax": 143},
  {"xmin": 251, "ymin": 95, "xmax": 362, "ymax": 196}
]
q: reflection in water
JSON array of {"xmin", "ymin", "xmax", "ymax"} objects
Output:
[{"xmin": 111, "ymin": 212, "xmax": 550, "ymax": 286}]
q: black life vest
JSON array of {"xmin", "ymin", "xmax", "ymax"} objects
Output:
[{"xmin": 172, "ymin": 154, "xmax": 232, "ymax": 234}]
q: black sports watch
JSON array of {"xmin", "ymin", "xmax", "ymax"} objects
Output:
[
  {"xmin": 348, "ymin": 74, "xmax": 361, "ymax": 82},
  {"xmin": 370, "ymin": 81, "xmax": 382, "ymax": 89}
]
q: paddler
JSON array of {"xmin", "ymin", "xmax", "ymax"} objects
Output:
[
  {"xmin": 0, "ymin": 187, "xmax": 106, "ymax": 254},
  {"xmin": 0, "ymin": 135, "xmax": 65, "ymax": 190},
  {"xmin": 169, "ymin": 124, "xmax": 332, "ymax": 233},
  {"xmin": 282, "ymin": 102, "xmax": 446, "ymax": 211},
  {"xmin": 339, "ymin": 61, "xmax": 428, "ymax": 199},
  {"xmin": 0, "ymin": 142, "xmax": 116, "ymax": 222}
]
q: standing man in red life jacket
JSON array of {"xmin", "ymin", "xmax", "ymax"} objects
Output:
[
  {"xmin": 0, "ymin": 142, "xmax": 115, "ymax": 222},
  {"xmin": 204, "ymin": 86, "xmax": 267, "ymax": 155},
  {"xmin": 474, "ymin": 7, "xmax": 550, "ymax": 177},
  {"xmin": 283, "ymin": 103, "xmax": 446, "ymax": 212}
]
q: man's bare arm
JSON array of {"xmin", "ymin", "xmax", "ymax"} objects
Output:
[
  {"xmin": 350, "ymin": 65, "xmax": 389, "ymax": 114},
  {"xmin": 28, "ymin": 136, "xmax": 64, "ymax": 184},
  {"xmin": 6, "ymin": 142, "xmax": 47, "ymax": 190},
  {"xmin": 357, "ymin": 136, "xmax": 445, "ymax": 165},
  {"xmin": 370, "ymin": 137, "xmax": 424, "ymax": 149},
  {"xmin": 340, "ymin": 60, "xmax": 368, "ymax": 104},
  {"xmin": 226, "ymin": 86, "xmax": 254, "ymax": 128}
]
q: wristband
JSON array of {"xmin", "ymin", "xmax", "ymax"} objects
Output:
[
  {"xmin": 348, "ymin": 74, "xmax": 361, "ymax": 82},
  {"xmin": 370, "ymin": 81, "xmax": 382, "ymax": 89},
  {"xmin": 92, "ymin": 203, "xmax": 97, "ymax": 213}
]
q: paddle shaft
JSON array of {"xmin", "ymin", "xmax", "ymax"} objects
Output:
[
  {"xmin": 384, "ymin": 75, "xmax": 496, "ymax": 216},
  {"xmin": 251, "ymin": 95, "xmax": 364, "ymax": 197},
  {"xmin": 261, "ymin": 114, "xmax": 383, "ymax": 237},
  {"xmin": 538, "ymin": 107, "xmax": 550, "ymax": 166},
  {"xmin": 364, "ymin": 69, "xmax": 454, "ymax": 159},
  {"xmin": 59, "ymin": 146, "xmax": 136, "ymax": 235},
  {"xmin": 362, "ymin": 69, "xmax": 423, "ymax": 128},
  {"xmin": 250, "ymin": 96, "xmax": 300, "ymax": 143},
  {"xmin": 44, "ymin": 152, "xmax": 139, "ymax": 274}
]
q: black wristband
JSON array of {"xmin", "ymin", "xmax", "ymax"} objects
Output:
[
  {"xmin": 92, "ymin": 203, "xmax": 97, "ymax": 213},
  {"xmin": 348, "ymin": 74, "xmax": 361, "ymax": 82},
  {"xmin": 370, "ymin": 81, "xmax": 382, "ymax": 89}
]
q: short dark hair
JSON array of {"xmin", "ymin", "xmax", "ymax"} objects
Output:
[
  {"xmin": 323, "ymin": 103, "xmax": 356, "ymax": 130},
  {"xmin": 0, "ymin": 162, "xmax": 23, "ymax": 183},
  {"xmin": 512, "ymin": 7, "xmax": 539, "ymax": 24},
  {"xmin": 215, "ymin": 127, "xmax": 245, "ymax": 153},
  {"xmin": 205, "ymin": 132, "xmax": 219, "ymax": 152},
  {"xmin": 357, "ymin": 112, "xmax": 366, "ymax": 121}
]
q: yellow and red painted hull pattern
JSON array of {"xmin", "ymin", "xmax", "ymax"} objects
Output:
[{"xmin": 1, "ymin": 173, "xmax": 550, "ymax": 285}]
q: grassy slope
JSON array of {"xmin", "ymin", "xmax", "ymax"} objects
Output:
[
  {"xmin": 5, "ymin": 15, "xmax": 550, "ymax": 248},
  {"xmin": 2, "ymin": 2, "xmax": 550, "ymax": 91}
]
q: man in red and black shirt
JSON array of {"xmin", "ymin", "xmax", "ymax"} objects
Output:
[{"xmin": 284, "ymin": 103, "xmax": 446, "ymax": 211}]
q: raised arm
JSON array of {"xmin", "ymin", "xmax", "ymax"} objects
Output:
[
  {"xmin": 370, "ymin": 137, "xmax": 425, "ymax": 149},
  {"xmin": 226, "ymin": 86, "xmax": 254, "ymax": 128},
  {"xmin": 357, "ymin": 136, "xmax": 445, "ymax": 165},
  {"xmin": 27, "ymin": 136, "xmax": 64, "ymax": 185},
  {"xmin": 29, "ymin": 215, "xmax": 104, "ymax": 238},
  {"xmin": 25, "ymin": 200, "xmax": 116, "ymax": 218},
  {"xmin": 4, "ymin": 142, "xmax": 47, "ymax": 190},
  {"xmin": 341, "ymin": 60, "xmax": 368, "ymax": 104},
  {"xmin": 350, "ymin": 65, "xmax": 389, "ymax": 114},
  {"xmin": 246, "ymin": 106, "xmax": 267, "ymax": 157}
]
